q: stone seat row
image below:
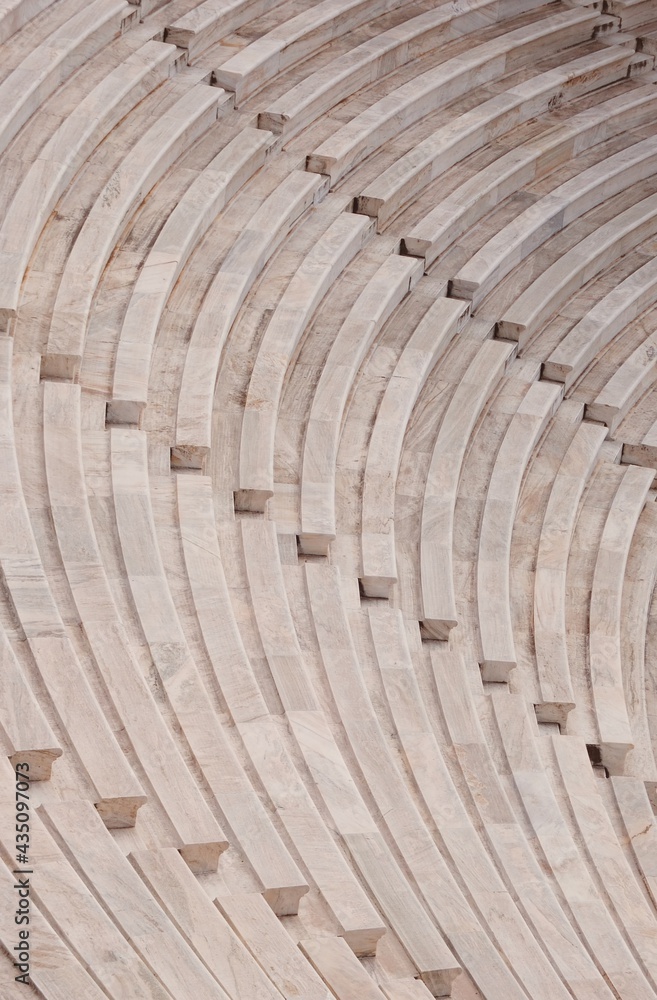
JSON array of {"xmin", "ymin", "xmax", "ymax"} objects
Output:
[
  {"xmin": 306, "ymin": 562, "xmax": 597, "ymax": 1000},
  {"xmin": 611, "ymin": 493, "xmax": 657, "ymax": 802},
  {"xmin": 531, "ymin": 431, "xmax": 657, "ymax": 784},
  {"xmin": 297, "ymin": 253, "xmax": 423, "ymax": 555},
  {"xmin": 257, "ymin": 0, "xmax": 581, "ymax": 139},
  {"xmin": 0, "ymin": 338, "xmax": 145, "ymax": 826},
  {"xmin": 0, "ymin": 0, "xmax": 63, "ymax": 45},
  {"xmin": 109, "ymin": 426, "xmax": 314, "ymax": 893},
  {"xmin": 0, "ymin": 830, "xmax": 333, "ymax": 1000},
  {"xmin": 498, "ymin": 186, "xmax": 657, "ymax": 350},
  {"xmin": 0, "ymin": 760, "xmax": 322, "ymax": 1000},
  {"xmin": 212, "ymin": 0, "xmax": 415, "ymax": 104},
  {"xmin": 304, "ymin": 7, "xmax": 615, "ymax": 189},
  {"xmin": 369, "ymin": 612, "xmax": 615, "ymax": 1000},
  {"xmin": 448, "ymin": 133, "xmax": 657, "ymax": 308},
  {"xmin": 418, "ymin": 328, "xmax": 656, "ymax": 772},
  {"xmin": 493, "ymin": 692, "xmax": 657, "ymax": 996},
  {"xmin": 166, "ymin": 0, "xmax": 285, "ymax": 63},
  {"xmin": 533, "ymin": 416, "xmax": 609, "ymax": 725},
  {"xmin": 240, "ymin": 517, "xmax": 458, "ymax": 991},
  {"xmin": 233, "ymin": 208, "xmax": 374, "ymax": 508},
  {"xmin": 476, "ymin": 377, "xmax": 563, "ymax": 679},
  {"xmin": 176, "ymin": 475, "xmax": 386, "ymax": 953},
  {"xmin": 42, "ymin": 381, "xmax": 230, "ymax": 870},
  {"xmin": 41, "ymin": 80, "xmax": 230, "ymax": 382},
  {"xmin": 433, "ymin": 644, "xmax": 629, "ymax": 1000},
  {"xmin": 587, "ymin": 463, "xmax": 656, "ymax": 774},
  {"xmin": 546, "ymin": 254, "xmax": 657, "ymax": 417},
  {"xmin": 107, "ymin": 124, "xmax": 275, "ymax": 427},
  {"xmin": 360, "ymin": 295, "xmax": 470, "ymax": 598},
  {"xmin": 355, "ymin": 49, "xmax": 648, "ymax": 233},
  {"xmin": 236, "ymin": 248, "xmax": 419, "ymax": 554},
  {"xmin": 0, "ymin": 0, "xmax": 137, "ymax": 164},
  {"xmin": 172, "ymin": 167, "xmax": 327, "ymax": 471},
  {"xmin": 403, "ymin": 86, "xmax": 657, "ymax": 275},
  {"xmin": 418, "ymin": 336, "xmax": 516, "ymax": 637},
  {"xmin": 0, "ymin": 36, "xmax": 186, "ymax": 329}
]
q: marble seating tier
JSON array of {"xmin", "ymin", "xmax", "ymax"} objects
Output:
[
  {"xmin": 306, "ymin": 8, "xmax": 607, "ymax": 189},
  {"xmin": 3, "ymin": 0, "xmax": 657, "ymax": 997}
]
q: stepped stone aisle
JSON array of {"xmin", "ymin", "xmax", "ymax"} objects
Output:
[{"xmin": 1, "ymin": 0, "xmax": 657, "ymax": 997}]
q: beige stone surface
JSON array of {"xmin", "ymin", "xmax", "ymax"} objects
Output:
[
  {"xmin": 534, "ymin": 415, "xmax": 607, "ymax": 724},
  {"xmin": 236, "ymin": 210, "xmax": 374, "ymax": 510},
  {"xmin": 299, "ymin": 254, "xmax": 421, "ymax": 554},
  {"xmin": 109, "ymin": 125, "xmax": 274, "ymax": 425},
  {"xmin": 451, "ymin": 133, "xmax": 657, "ymax": 307},
  {"xmin": 2, "ymin": 0, "xmax": 657, "ymax": 996},
  {"xmin": 307, "ymin": 7, "xmax": 601, "ymax": 189},
  {"xmin": 421, "ymin": 337, "xmax": 515, "ymax": 640},
  {"xmin": 361, "ymin": 296, "xmax": 468, "ymax": 597}
]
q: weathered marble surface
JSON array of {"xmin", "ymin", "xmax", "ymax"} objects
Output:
[{"xmin": 3, "ymin": 0, "xmax": 657, "ymax": 997}]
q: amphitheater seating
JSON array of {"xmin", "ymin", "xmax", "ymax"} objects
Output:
[
  {"xmin": 308, "ymin": 566, "xmax": 597, "ymax": 1000},
  {"xmin": 41, "ymin": 799, "xmax": 233, "ymax": 998},
  {"xmin": 354, "ymin": 49, "xmax": 641, "ymax": 229},
  {"xmin": 5, "ymin": 0, "xmax": 657, "ymax": 996},
  {"xmin": 0, "ymin": 761, "xmax": 168, "ymax": 999},
  {"xmin": 305, "ymin": 8, "xmax": 605, "ymax": 188},
  {"xmin": 430, "ymin": 645, "xmax": 618, "ymax": 1000},
  {"xmin": 42, "ymin": 83, "xmax": 228, "ymax": 382},
  {"xmin": 300, "ymin": 936, "xmax": 391, "ymax": 1000},
  {"xmin": 0, "ymin": 858, "xmax": 110, "ymax": 1000},
  {"xmin": 0, "ymin": 620, "xmax": 61, "ymax": 779},
  {"xmin": 173, "ymin": 169, "xmax": 327, "ymax": 471},
  {"xmin": 113, "ymin": 426, "xmax": 329, "ymax": 874},
  {"xmin": 213, "ymin": 0, "xmax": 414, "ymax": 104},
  {"xmin": 612, "ymin": 776, "xmax": 657, "ymax": 896},
  {"xmin": 259, "ymin": 0, "xmax": 576, "ymax": 138},
  {"xmin": 478, "ymin": 379, "xmax": 563, "ymax": 680},
  {"xmin": 216, "ymin": 892, "xmax": 335, "ymax": 999},
  {"xmin": 0, "ymin": 38, "xmax": 183, "ymax": 331},
  {"xmin": 42, "ymin": 381, "xmax": 238, "ymax": 868},
  {"xmin": 585, "ymin": 327, "xmax": 657, "ymax": 434},
  {"xmin": 165, "ymin": 0, "xmax": 284, "ymax": 63},
  {"xmin": 403, "ymin": 86, "xmax": 657, "ymax": 271},
  {"xmin": 0, "ymin": 338, "xmax": 145, "ymax": 827},
  {"xmin": 170, "ymin": 475, "xmax": 309, "ymax": 912},
  {"xmin": 108, "ymin": 126, "xmax": 274, "ymax": 426},
  {"xmin": 497, "ymin": 191, "xmax": 657, "ymax": 349},
  {"xmin": 235, "ymin": 211, "xmax": 375, "ymax": 512},
  {"xmin": 545, "ymin": 255, "xmax": 657, "ymax": 392},
  {"xmin": 492, "ymin": 691, "xmax": 657, "ymax": 1000},
  {"xmin": 620, "ymin": 501, "xmax": 657, "ymax": 800},
  {"xmin": 298, "ymin": 254, "xmax": 422, "ymax": 555},
  {"xmin": 0, "ymin": 0, "xmax": 136, "ymax": 160},
  {"xmin": 129, "ymin": 848, "xmax": 289, "ymax": 1000},
  {"xmin": 0, "ymin": 0, "xmax": 61, "ymax": 44},
  {"xmin": 552, "ymin": 736, "xmax": 657, "ymax": 981},
  {"xmin": 450, "ymin": 134, "xmax": 657, "ymax": 308},
  {"xmin": 363, "ymin": 602, "xmax": 585, "ymax": 1000},
  {"xmin": 243, "ymin": 521, "xmax": 460, "ymax": 991},
  {"xmin": 177, "ymin": 477, "xmax": 384, "ymax": 949},
  {"xmin": 534, "ymin": 415, "xmax": 608, "ymax": 725},
  {"xmin": 361, "ymin": 295, "xmax": 468, "ymax": 598},
  {"xmin": 421, "ymin": 337, "xmax": 516, "ymax": 640},
  {"xmin": 588, "ymin": 463, "xmax": 654, "ymax": 774}
]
